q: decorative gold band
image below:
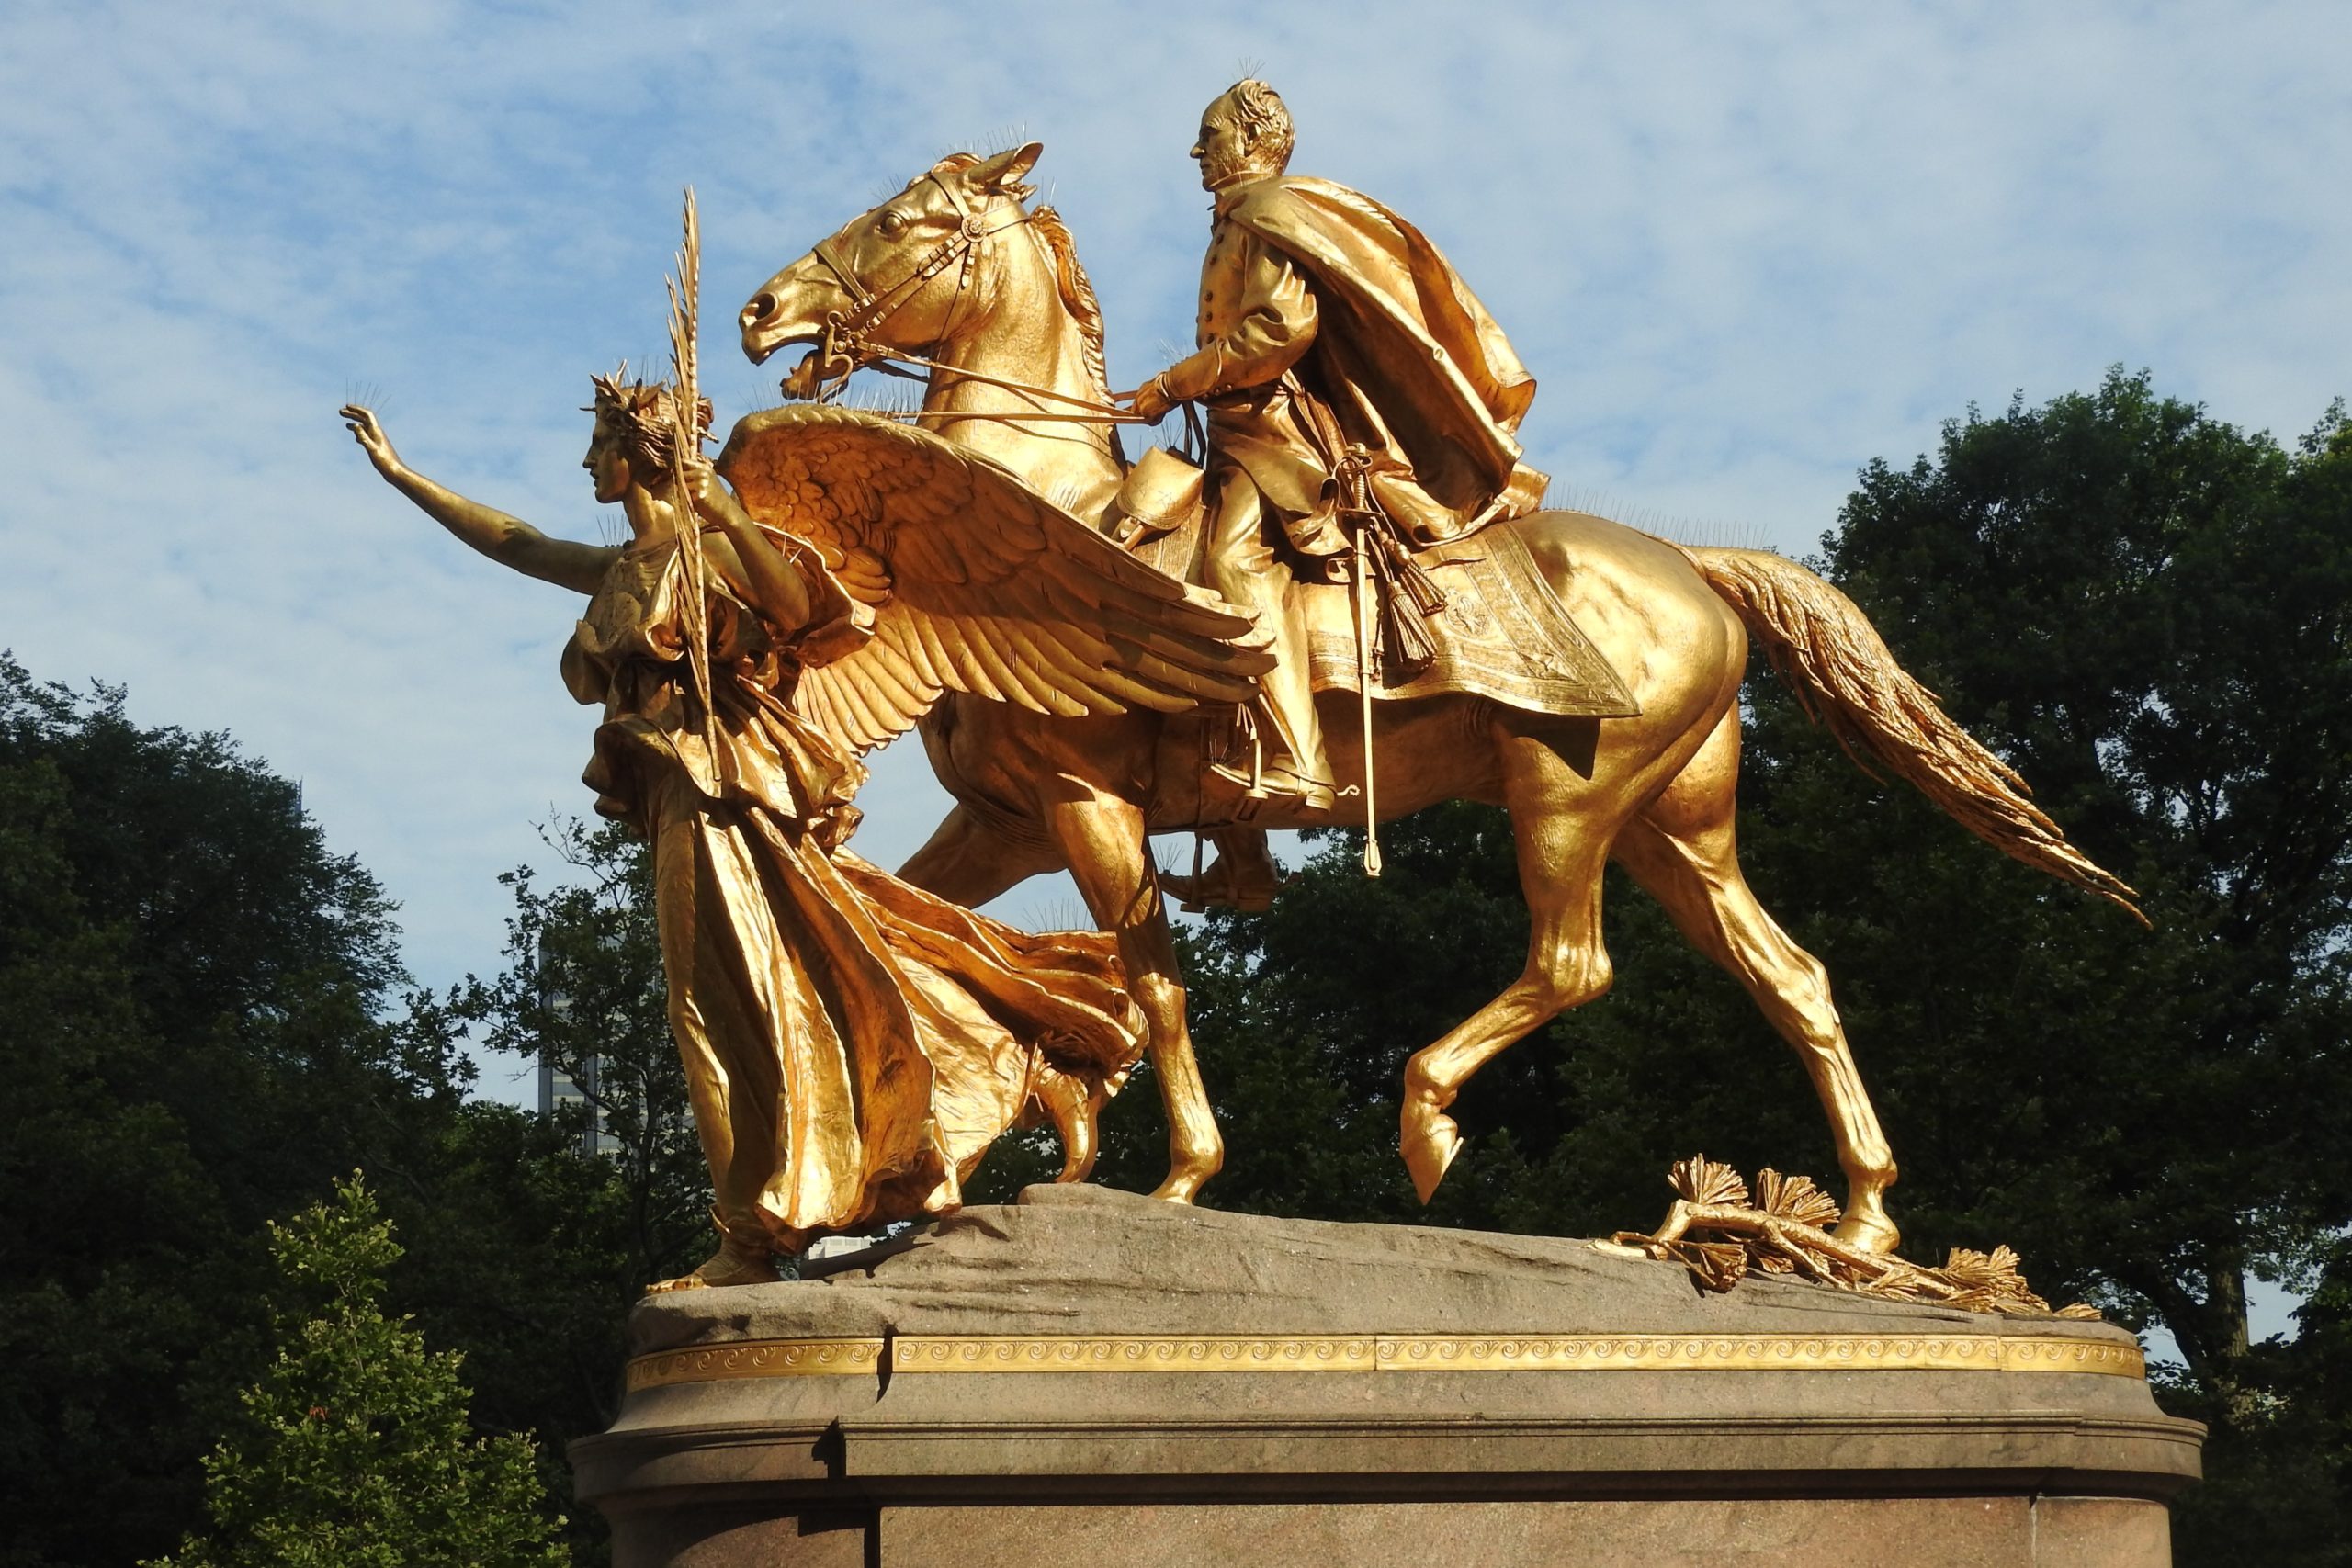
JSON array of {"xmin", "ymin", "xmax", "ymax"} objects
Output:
[
  {"xmin": 628, "ymin": 1337, "xmax": 884, "ymax": 1389},
  {"xmin": 627, "ymin": 1330, "xmax": 2143, "ymax": 1391}
]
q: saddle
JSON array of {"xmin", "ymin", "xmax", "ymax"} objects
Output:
[{"xmin": 1108, "ymin": 447, "xmax": 1636, "ymax": 722}]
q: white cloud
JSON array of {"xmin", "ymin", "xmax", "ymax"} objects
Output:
[{"xmin": 4, "ymin": 1, "xmax": 2346, "ymax": 1107}]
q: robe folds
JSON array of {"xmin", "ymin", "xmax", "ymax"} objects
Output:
[{"xmin": 560, "ymin": 536, "xmax": 1140, "ymax": 1244}]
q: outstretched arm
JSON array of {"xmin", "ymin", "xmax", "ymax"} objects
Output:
[{"xmin": 341, "ymin": 405, "xmax": 617, "ymax": 595}]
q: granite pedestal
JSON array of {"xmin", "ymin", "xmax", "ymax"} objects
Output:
[{"xmin": 573, "ymin": 1184, "xmax": 2201, "ymax": 1566}]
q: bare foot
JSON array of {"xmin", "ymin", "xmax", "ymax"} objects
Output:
[{"xmin": 644, "ymin": 1241, "xmax": 780, "ymax": 1294}]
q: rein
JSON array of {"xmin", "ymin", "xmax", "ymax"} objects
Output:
[
  {"xmin": 798, "ymin": 173, "xmax": 1151, "ymax": 428},
  {"xmin": 865, "ymin": 354, "xmax": 1156, "ymax": 424}
]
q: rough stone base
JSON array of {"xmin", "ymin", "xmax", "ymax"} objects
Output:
[{"xmin": 576, "ymin": 1185, "xmax": 2201, "ymax": 1566}]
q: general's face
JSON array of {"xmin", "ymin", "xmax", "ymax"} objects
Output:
[
  {"xmin": 584, "ymin": 417, "xmax": 631, "ymax": 503},
  {"xmin": 1190, "ymin": 102, "xmax": 1254, "ymax": 192}
]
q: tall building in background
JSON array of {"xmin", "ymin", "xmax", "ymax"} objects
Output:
[
  {"xmin": 537, "ymin": 936, "xmax": 620, "ymax": 1158},
  {"xmin": 536, "ymin": 1054, "xmax": 618, "ymax": 1157}
]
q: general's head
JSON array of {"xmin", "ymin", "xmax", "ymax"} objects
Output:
[{"xmin": 1192, "ymin": 79, "xmax": 1294, "ymax": 193}]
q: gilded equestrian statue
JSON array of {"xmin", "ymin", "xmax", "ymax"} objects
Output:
[{"xmin": 730, "ymin": 141, "xmax": 2138, "ymax": 1255}]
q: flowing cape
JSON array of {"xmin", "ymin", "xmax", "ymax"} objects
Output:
[{"xmin": 1220, "ymin": 175, "xmax": 1538, "ymax": 514}]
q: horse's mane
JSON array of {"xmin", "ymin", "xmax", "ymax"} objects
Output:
[
  {"xmin": 1025, "ymin": 207, "xmax": 1111, "ymax": 400},
  {"xmin": 930, "ymin": 151, "xmax": 1112, "ymax": 400}
]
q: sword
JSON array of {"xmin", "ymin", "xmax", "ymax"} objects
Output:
[{"xmin": 1352, "ymin": 522, "xmax": 1382, "ymax": 878}]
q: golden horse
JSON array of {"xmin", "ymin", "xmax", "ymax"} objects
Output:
[{"xmin": 735, "ymin": 144, "xmax": 2137, "ymax": 1252}]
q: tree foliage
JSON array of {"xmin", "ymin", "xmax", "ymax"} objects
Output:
[
  {"xmin": 0, "ymin": 660, "xmax": 651, "ymax": 1566},
  {"xmin": 0, "ymin": 656, "xmax": 462, "ymax": 1567},
  {"xmin": 1820, "ymin": 373, "xmax": 2352, "ymax": 1382},
  {"xmin": 451, "ymin": 818, "xmax": 707, "ymax": 1296},
  {"xmin": 145, "ymin": 1175, "xmax": 565, "ymax": 1568}
]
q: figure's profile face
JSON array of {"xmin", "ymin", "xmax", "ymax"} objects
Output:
[
  {"xmin": 584, "ymin": 417, "xmax": 631, "ymax": 503},
  {"xmin": 1190, "ymin": 102, "xmax": 1257, "ymax": 192}
]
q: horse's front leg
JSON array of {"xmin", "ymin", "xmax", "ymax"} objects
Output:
[{"xmin": 1042, "ymin": 778, "xmax": 1221, "ymax": 1201}]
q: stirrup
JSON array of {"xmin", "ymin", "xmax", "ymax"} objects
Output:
[
  {"xmin": 1206, "ymin": 713, "xmax": 1336, "ymax": 813},
  {"xmin": 1206, "ymin": 757, "xmax": 1337, "ymax": 814}
]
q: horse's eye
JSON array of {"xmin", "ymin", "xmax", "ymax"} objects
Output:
[{"xmin": 876, "ymin": 211, "xmax": 907, "ymax": 238}]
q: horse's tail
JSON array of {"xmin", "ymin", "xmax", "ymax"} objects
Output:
[{"xmin": 1674, "ymin": 544, "xmax": 2144, "ymax": 925}]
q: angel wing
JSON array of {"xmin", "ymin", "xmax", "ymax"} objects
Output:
[{"xmin": 715, "ymin": 404, "xmax": 1272, "ymax": 754}]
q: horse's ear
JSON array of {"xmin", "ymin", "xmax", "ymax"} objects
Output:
[{"xmin": 967, "ymin": 141, "xmax": 1044, "ymax": 197}]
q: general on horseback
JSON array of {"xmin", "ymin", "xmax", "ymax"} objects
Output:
[
  {"xmin": 1124, "ymin": 78, "xmax": 1552, "ymax": 813},
  {"xmin": 733, "ymin": 84, "xmax": 2139, "ymax": 1258}
]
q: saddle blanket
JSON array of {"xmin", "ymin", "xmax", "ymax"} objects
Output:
[{"xmin": 1296, "ymin": 523, "xmax": 1639, "ymax": 719}]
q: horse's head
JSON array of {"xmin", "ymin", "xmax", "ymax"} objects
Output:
[{"xmin": 739, "ymin": 142, "xmax": 1045, "ymax": 392}]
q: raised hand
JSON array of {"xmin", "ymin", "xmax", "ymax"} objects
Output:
[
  {"xmin": 333, "ymin": 404, "xmax": 615, "ymax": 593},
  {"xmin": 340, "ymin": 404, "xmax": 405, "ymax": 479}
]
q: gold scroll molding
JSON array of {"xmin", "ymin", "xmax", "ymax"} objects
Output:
[
  {"xmin": 627, "ymin": 1331, "xmax": 2143, "ymax": 1391},
  {"xmin": 628, "ymin": 1337, "xmax": 884, "ymax": 1390}
]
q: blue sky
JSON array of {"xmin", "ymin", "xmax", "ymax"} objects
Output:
[{"xmin": 5, "ymin": 0, "xmax": 2347, "ymax": 1215}]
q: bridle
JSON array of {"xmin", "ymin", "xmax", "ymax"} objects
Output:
[
  {"xmin": 795, "ymin": 172, "xmax": 1150, "ymax": 426},
  {"xmin": 805, "ymin": 171, "xmax": 1023, "ymax": 389}
]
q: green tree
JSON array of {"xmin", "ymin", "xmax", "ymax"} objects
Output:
[
  {"xmin": 452, "ymin": 817, "xmax": 707, "ymax": 1294},
  {"xmin": 1815, "ymin": 374, "xmax": 2352, "ymax": 1381},
  {"xmin": 368, "ymin": 1092, "xmax": 653, "ymax": 1566},
  {"xmin": 0, "ymin": 660, "xmax": 652, "ymax": 1565},
  {"xmin": 402, "ymin": 819, "xmax": 716, "ymax": 1563},
  {"xmin": 147, "ymin": 1175, "xmax": 565, "ymax": 1568},
  {"xmin": 0, "ymin": 656, "xmax": 469, "ymax": 1567}
]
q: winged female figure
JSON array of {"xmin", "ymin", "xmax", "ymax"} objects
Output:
[{"xmin": 340, "ymin": 378, "xmax": 1269, "ymax": 1292}]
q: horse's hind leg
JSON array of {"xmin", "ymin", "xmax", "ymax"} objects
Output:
[
  {"xmin": 1400, "ymin": 729, "xmax": 1618, "ymax": 1203},
  {"xmin": 1611, "ymin": 705, "xmax": 1901, "ymax": 1254},
  {"xmin": 896, "ymin": 803, "xmax": 1062, "ymax": 908}
]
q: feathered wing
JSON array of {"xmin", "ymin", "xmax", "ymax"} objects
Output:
[{"xmin": 716, "ymin": 404, "xmax": 1272, "ymax": 753}]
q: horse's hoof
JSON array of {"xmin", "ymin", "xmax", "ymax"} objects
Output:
[
  {"xmin": 1401, "ymin": 1109, "xmax": 1462, "ymax": 1204},
  {"xmin": 1149, "ymin": 1134, "xmax": 1222, "ymax": 1203},
  {"xmin": 1834, "ymin": 1206, "xmax": 1902, "ymax": 1257}
]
